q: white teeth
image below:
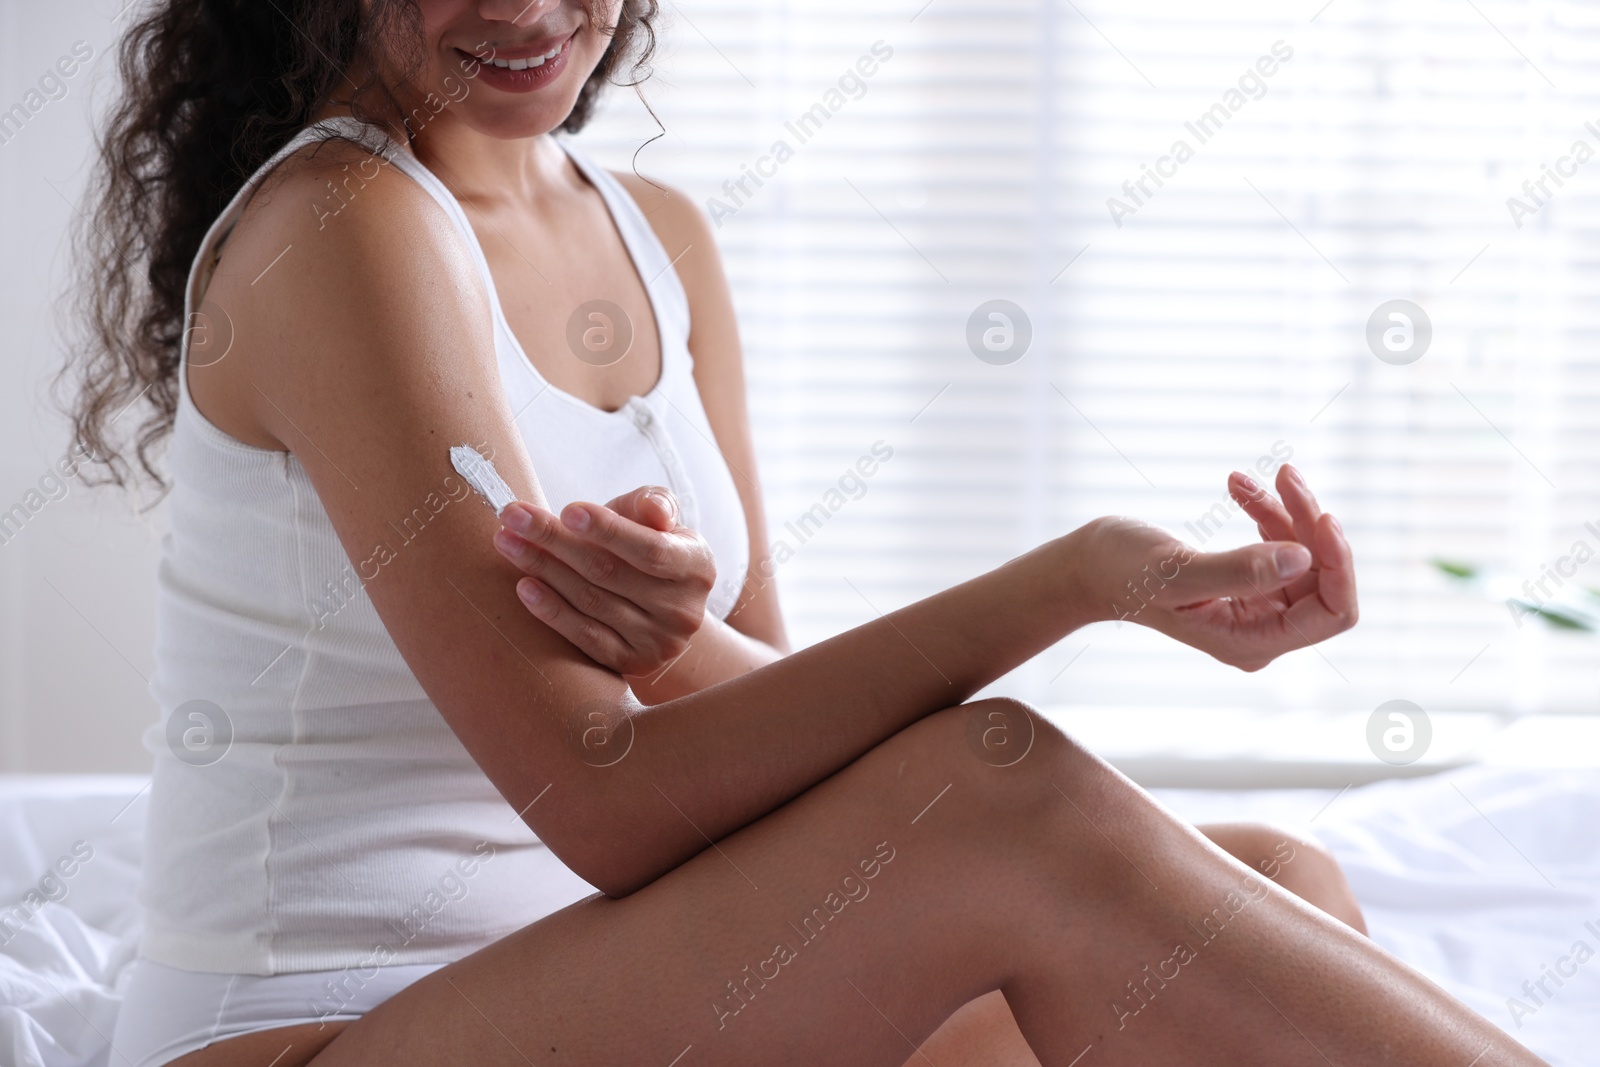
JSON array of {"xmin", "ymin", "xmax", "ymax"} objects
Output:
[{"xmin": 480, "ymin": 42, "xmax": 562, "ymax": 71}]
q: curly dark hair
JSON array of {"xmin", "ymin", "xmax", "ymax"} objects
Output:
[{"xmin": 58, "ymin": 0, "xmax": 659, "ymax": 495}]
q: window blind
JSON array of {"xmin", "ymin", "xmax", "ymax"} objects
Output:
[{"xmin": 571, "ymin": 0, "xmax": 1600, "ymax": 717}]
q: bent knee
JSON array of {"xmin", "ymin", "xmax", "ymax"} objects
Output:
[
  {"xmin": 914, "ymin": 697, "xmax": 1111, "ymax": 789},
  {"xmin": 900, "ymin": 699, "xmax": 1162, "ymax": 866},
  {"xmin": 875, "ymin": 698, "xmax": 1115, "ymax": 828}
]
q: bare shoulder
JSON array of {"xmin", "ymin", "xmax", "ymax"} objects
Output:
[
  {"xmin": 219, "ymin": 134, "xmax": 485, "ymax": 320},
  {"xmin": 610, "ymin": 170, "xmax": 715, "ymax": 261},
  {"xmin": 193, "ymin": 135, "xmax": 494, "ymax": 446}
]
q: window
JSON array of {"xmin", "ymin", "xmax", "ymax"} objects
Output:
[{"xmin": 577, "ymin": 0, "xmax": 1600, "ymax": 717}]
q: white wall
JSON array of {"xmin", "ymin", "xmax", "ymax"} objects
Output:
[{"xmin": 0, "ymin": 3, "xmax": 160, "ymax": 772}]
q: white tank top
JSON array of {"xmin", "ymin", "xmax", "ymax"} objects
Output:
[{"xmin": 137, "ymin": 116, "xmax": 751, "ymax": 975}]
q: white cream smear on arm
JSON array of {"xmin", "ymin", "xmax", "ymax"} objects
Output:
[{"xmin": 450, "ymin": 444, "xmax": 516, "ymax": 515}]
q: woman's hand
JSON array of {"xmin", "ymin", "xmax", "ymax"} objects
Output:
[
  {"xmin": 1069, "ymin": 463, "xmax": 1357, "ymax": 671},
  {"xmin": 493, "ymin": 486, "xmax": 717, "ymax": 679}
]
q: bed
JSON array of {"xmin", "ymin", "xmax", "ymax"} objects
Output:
[{"xmin": 2, "ymin": 767, "xmax": 1596, "ymax": 1066}]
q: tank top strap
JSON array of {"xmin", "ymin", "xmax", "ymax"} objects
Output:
[
  {"xmin": 297, "ymin": 116, "xmax": 511, "ymax": 314},
  {"xmin": 178, "ymin": 117, "xmax": 502, "ymax": 392},
  {"xmin": 178, "ymin": 119, "xmax": 696, "ymax": 414},
  {"xmin": 555, "ymin": 140, "xmax": 693, "ymax": 365},
  {"xmin": 184, "ymin": 118, "xmax": 372, "ymax": 351},
  {"xmin": 303, "ymin": 122, "xmax": 698, "ymax": 375}
]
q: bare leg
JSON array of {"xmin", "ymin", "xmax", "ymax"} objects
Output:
[
  {"xmin": 900, "ymin": 820, "xmax": 1370, "ymax": 1067},
  {"xmin": 177, "ymin": 699, "xmax": 1543, "ymax": 1066},
  {"xmin": 167, "ymin": 1024, "xmax": 346, "ymax": 1067},
  {"xmin": 1198, "ymin": 822, "xmax": 1368, "ymax": 935}
]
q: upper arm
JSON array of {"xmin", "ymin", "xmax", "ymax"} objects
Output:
[
  {"xmin": 206, "ymin": 144, "xmax": 635, "ymax": 886},
  {"xmin": 613, "ymin": 172, "xmax": 789, "ymax": 652}
]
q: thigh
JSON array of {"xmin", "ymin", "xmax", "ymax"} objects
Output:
[
  {"xmin": 114, "ymin": 956, "xmax": 446, "ymax": 1067},
  {"xmin": 311, "ymin": 701, "xmax": 1071, "ymax": 1067},
  {"xmin": 165, "ymin": 1024, "xmax": 347, "ymax": 1067}
]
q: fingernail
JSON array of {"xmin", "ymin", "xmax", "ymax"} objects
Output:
[
  {"xmin": 518, "ymin": 579, "xmax": 542, "ymax": 605},
  {"xmin": 1274, "ymin": 544, "xmax": 1311, "ymax": 579},
  {"xmin": 501, "ymin": 505, "xmax": 534, "ymax": 536},
  {"xmin": 1234, "ymin": 472, "xmax": 1260, "ymax": 493},
  {"xmin": 1328, "ymin": 514, "xmax": 1343, "ymax": 535},
  {"xmin": 1289, "ymin": 465, "xmax": 1307, "ymax": 486},
  {"xmin": 493, "ymin": 528, "xmax": 524, "ymax": 555},
  {"xmin": 645, "ymin": 488, "xmax": 676, "ymax": 517},
  {"xmin": 563, "ymin": 506, "xmax": 590, "ymax": 532}
]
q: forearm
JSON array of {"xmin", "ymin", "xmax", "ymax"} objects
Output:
[
  {"xmin": 625, "ymin": 613, "xmax": 785, "ymax": 704},
  {"xmin": 574, "ymin": 531, "xmax": 1095, "ymax": 894}
]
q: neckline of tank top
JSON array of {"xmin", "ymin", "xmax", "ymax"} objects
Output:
[{"xmin": 301, "ymin": 115, "xmax": 678, "ymax": 423}]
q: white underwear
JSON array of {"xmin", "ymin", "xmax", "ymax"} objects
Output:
[{"xmin": 110, "ymin": 956, "xmax": 447, "ymax": 1067}]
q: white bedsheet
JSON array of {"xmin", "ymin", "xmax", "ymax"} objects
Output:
[
  {"xmin": 0, "ymin": 767, "xmax": 1594, "ymax": 1066},
  {"xmin": 0, "ymin": 776, "xmax": 147, "ymax": 1067}
]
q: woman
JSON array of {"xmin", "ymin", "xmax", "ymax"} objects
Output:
[{"xmin": 63, "ymin": 1, "xmax": 1539, "ymax": 1064}]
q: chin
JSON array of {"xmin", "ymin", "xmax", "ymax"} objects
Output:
[{"xmin": 458, "ymin": 98, "xmax": 585, "ymax": 140}]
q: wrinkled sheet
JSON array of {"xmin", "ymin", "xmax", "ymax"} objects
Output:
[
  {"xmin": 0, "ymin": 776, "xmax": 146, "ymax": 1067},
  {"xmin": 1, "ymin": 768, "xmax": 1594, "ymax": 1066}
]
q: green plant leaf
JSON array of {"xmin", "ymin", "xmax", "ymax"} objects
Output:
[
  {"xmin": 1524, "ymin": 603, "xmax": 1598, "ymax": 632},
  {"xmin": 1432, "ymin": 558, "xmax": 1479, "ymax": 580}
]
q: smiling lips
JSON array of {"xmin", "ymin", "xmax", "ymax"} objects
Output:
[
  {"xmin": 455, "ymin": 31, "xmax": 575, "ymax": 93},
  {"xmin": 463, "ymin": 30, "xmax": 574, "ymax": 71}
]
